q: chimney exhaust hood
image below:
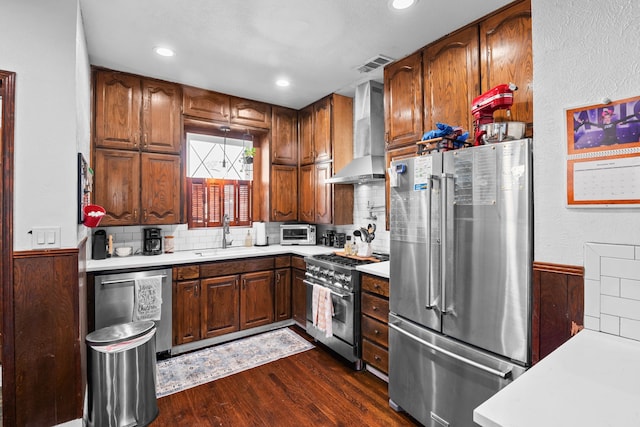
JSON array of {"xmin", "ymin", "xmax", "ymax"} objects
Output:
[{"xmin": 326, "ymin": 80, "xmax": 386, "ymax": 184}]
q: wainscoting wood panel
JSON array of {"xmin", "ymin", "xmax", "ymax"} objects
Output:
[
  {"xmin": 13, "ymin": 249, "xmax": 81, "ymax": 426},
  {"xmin": 532, "ymin": 262, "xmax": 584, "ymax": 364}
]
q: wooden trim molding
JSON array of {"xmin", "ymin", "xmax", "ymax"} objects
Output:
[
  {"xmin": 531, "ymin": 261, "xmax": 584, "ymax": 365},
  {"xmin": 1, "ymin": 69, "xmax": 17, "ymax": 427}
]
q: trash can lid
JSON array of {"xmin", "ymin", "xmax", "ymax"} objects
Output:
[{"xmin": 86, "ymin": 321, "xmax": 156, "ymax": 345}]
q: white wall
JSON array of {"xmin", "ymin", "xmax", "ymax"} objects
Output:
[
  {"xmin": 0, "ymin": 0, "xmax": 89, "ymax": 251},
  {"xmin": 531, "ymin": 0, "xmax": 640, "ymax": 266}
]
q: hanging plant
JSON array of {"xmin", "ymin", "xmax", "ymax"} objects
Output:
[{"xmin": 244, "ymin": 147, "xmax": 256, "ymax": 164}]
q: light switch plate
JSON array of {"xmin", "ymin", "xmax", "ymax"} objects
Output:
[{"xmin": 31, "ymin": 227, "xmax": 61, "ymax": 249}]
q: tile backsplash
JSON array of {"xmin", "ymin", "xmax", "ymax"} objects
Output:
[{"xmin": 584, "ymin": 242, "xmax": 640, "ymax": 342}]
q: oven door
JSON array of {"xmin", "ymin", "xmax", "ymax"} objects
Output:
[{"xmin": 304, "ymin": 279, "xmax": 359, "ymax": 363}]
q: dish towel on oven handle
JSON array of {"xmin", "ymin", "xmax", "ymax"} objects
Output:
[
  {"xmin": 312, "ymin": 284, "xmax": 334, "ymax": 338},
  {"xmin": 134, "ymin": 276, "xmax": 163, "ymax": 321}
]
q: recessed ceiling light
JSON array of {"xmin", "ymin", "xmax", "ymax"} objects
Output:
[
  {"xmin": 276, "ymin": 79, "xmax": 290, "ymax": 88},
  {"xmin": 390, "ymin": 0, "xmax": 417, "ymax": 10},
  {"xmin": 154, "ymin": 47, "xmax": 175, "ymax": 57}
]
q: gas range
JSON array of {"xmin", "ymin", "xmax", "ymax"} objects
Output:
[{"xmin": 304, "ymin": 252, "xmax": 389, "ymax": 292}]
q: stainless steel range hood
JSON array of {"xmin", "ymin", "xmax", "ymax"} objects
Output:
[{"xmin": 326, "ymin": 80, "xmax": 386, "ymax": 184}]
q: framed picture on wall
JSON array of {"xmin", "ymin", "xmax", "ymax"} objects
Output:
[{"xmin": 77, "ymin": 153, "xmax": 93, "ymax": 224}]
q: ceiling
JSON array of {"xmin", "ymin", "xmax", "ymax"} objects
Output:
[{"xmin": 79, "ymin": 0, "xmax": 513, "ymax": 110}]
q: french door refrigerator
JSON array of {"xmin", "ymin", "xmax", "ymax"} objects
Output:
[{"xmin": 388, "ymin": 139, "xmax": 532, "ymax": 426}]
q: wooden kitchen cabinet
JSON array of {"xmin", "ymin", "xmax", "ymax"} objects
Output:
[
  {"xmin": 94, "ymin": 149, "xmax": 180, "ymax": 226},
  {"xmin": 292, "ymin": 261, "xmax": 307, "ymax": 328},
  {"xmin": 173, "ymin": 279, "xmax": 201, "ymax": 345},
  {"xmin": 275, "ymin": 268, "xmax": 292, "ymax": 322},
  {"xmin": 384, "ymin": 51, "xmax": 424, "ymax": 149},
  {"xmin": 480, "ymin": 0, "xmax": 533, "ymax": 133},
  {"xmin": 201, "ymin": 275, "xmax": 240, "ymax": 338},
  {"xmin": 271, "ymin": 106, "xmax": 298, "ymax": 165},
  {"xmin": 298, "ymin": 164, "xmax": 315, "ymax": 223},
  {"xmin": 314, "ymin": 162, "xmax": 332, "ymax": 224},
  {"xmin": 231, "ymin": 96, "xmax": 271, "ymax": 129},
  {"xmin": 240, "ymin": 270, "xmax": 275, "ymax": 329},
  {"xmin": 361, "ymin": 274, "xmax": 390, "ymax": 376},
  {"xmin": 94, "ymin": 69, "xmax": 181, "ymax": 154},
  {"xmin": 270, "ymin": 164, "xmax": 298, "ymax": 221},
  {"xmin": 298, "ymin": 105, "xmax": 314, "ymax": 165},
  {"xmin": 182, "ymin": 85, "xmax": 230, "ymax": 122},
  {"xmin": 423, "ymin": 25, "xmax": 480, "ymax": 135}
]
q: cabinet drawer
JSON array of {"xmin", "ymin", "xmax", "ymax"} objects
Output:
[
  {"xmin": 200, "ymin": 257, "xmax": 274, "ymax": 278},
  {"xmin": 361, "ymin": 315, "xmax": 388, "ymax": 348},
  {"xmin": 361, "ymin": 292, "xmax": 389, "ymax": 323},
  {"xmin": 173, "ymin": 264, "xmax": 199, "ymax": 280},
  {"xmin": 361, "ymin": 274, "xmax": 389, "ymax": 297},
  {"xmin": 275, "ymin": 255, "xmax": 291, "ymax": 268},
  {"xmin": 291, "ymin": 256, "xmax": 306, "ymax": 271},
  {"xmin": 362, "ymin": 339, "xmax": 389, "ymax": 374}
]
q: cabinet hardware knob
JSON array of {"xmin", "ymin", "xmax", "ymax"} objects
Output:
[
  {"xmin": 374, "ymin": 355, "xmax": 381, "ymax": 361},
  {"xmin": 372, "ymin": 306, "xmax": 378, "ymax": 311},
  {"xmin": 374, "ymin": 329, "xmax": 380, "ymax": 335}
]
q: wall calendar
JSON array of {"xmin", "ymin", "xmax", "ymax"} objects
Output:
[{"xmin": 566, "ymin": 95, "xmax": 640, "ymax": 207}]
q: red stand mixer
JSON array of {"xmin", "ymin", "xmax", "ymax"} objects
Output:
[{"xmin": 471, "ymin": 83, "xmax": 518, "ymax": 145}]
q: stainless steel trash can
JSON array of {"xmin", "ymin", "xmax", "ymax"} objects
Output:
[{"xmin": 85, "ymin": 321, "xmax": 158, "ymax": 427}]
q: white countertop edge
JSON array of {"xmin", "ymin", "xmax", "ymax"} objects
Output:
[
  {"xmin": 356, "ymin": 261, "xmax": 390, "ymax": 279},
  {"xmin": 473, "ymin": 329, "xmax": 640, "ymax": 427},
  {"xmin": 87, "ymin": 244, "xmax": 335, "ymax": 272}
]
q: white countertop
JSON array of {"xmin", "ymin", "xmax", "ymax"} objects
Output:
[
  {"xmin": 356, "ymin": 261, "xmax": 390, "ymax": 279},
  {"xmin": 87, "ymin": 244, "xmax": 335, "ymax": 272},
  {"xmin": 473, "ymin": 329, "xmax": 640, "ymax": 427}
]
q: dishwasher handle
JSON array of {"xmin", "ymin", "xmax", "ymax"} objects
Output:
[{"xmin": 101, "ymin": 274, "xmax": 167, "ymax": 286}]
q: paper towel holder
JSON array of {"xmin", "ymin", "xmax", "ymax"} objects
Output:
[{"xmin": 253, "ymin": 221, "xmax": 269, "ymax": 246}]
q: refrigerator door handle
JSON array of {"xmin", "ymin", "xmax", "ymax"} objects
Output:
[
  {"xmin": 388, "ymin": 322, "xmax": 512, "ymax": 379},
  {"xmin": 425, "ymin": 175, "xmax": 436, "ymax": 310},
  {"xmin": 440, "ymin": 173, "xmax": 453, "ymax": 314}
]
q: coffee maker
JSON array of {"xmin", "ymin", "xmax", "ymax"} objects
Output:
[{"xmin": 143, "ymin": 227, "xmax": 163, "ymax": 255}]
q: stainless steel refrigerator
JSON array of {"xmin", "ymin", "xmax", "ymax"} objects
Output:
[{"xmin": 388, "ymin": 139, "xmax": 532, "ymax": 426}]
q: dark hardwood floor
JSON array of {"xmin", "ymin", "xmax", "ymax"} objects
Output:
[{"xmin": 153, "ymin": 326, "xmax": 419, "ymax": 426}]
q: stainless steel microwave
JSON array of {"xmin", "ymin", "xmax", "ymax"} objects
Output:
[{"xmin": 280, "ymin": 224, "xmax": 316, "ymax": 245}]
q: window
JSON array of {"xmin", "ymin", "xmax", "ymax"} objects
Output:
[{"xmin": 186, "ymin": 132, "xmax": 253, "ymax": 228}]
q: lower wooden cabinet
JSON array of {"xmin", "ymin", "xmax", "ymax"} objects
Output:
[
  {"xmin": 291, "ymin": 256, "xmax": 307, "ymax": 327},
  {"xmin": 360, "ymin": 274, "xmax": 390, "ymax": 375},
  {"xmin": 240, "ymin": 270, "xmax": 275, "ymax": 329},
  {"xmin": 275, "ymin": 268, "xmax": 292, "ymax": 322},
  {"xmin": 202, "ymin": 275, "xmax": 240, "ymax": 338},
  {"xmin": 173, "ymin": 278, "xmax": 201, "ymax": 345}
]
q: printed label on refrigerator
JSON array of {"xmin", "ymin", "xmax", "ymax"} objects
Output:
[{"xmin": 413, "ymin": 156, "xmax": 432, "ymax": 191}]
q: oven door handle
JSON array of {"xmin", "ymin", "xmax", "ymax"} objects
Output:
[{"xmin": 303, "ymin": 279, "xmax": 352, "ymax": 299}]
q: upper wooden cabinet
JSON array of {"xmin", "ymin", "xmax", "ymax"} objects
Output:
[
  {"xmin": 384, "ymin": 52, "xmax": 424, "ymax": 149},
  {"xmin": 94, "ymin": 70, "xmax": 181, "ymax": 154},
  {"xmin": 230, "ymin": 97, "xmax": 271, "ymax": 129},
  {"xmin": 298, "ymin": 105, "xmax": 314, "ymax": 165},
  {"xmin": 271, "ymin": 106, "xmax": 298, "ymax": 165},
  {"xmin": 140, "ymin": 152, "xmax": 181, "ymax": 225},
  {"xmin": 312, "ymin": 96, "xmax": 332, "ymax": 163},
  {"xmin": 423, "ymin": 25, "xmax": 480, "ymax": 136},
  {"xmin": 182, "ymin": 85, "xmax": 230, "ymax": 122},
  {"xmin": 271, "ymin": 164, "xmax": 298, "ymax": 222},
  {"xmin": 480, "ymin": 0, "xmax": 533, "ymax": 132}
]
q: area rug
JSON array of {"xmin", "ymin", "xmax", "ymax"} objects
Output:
[{"xmin": 156, "ymin": 328, "xmax": 314, "ymax": 397}]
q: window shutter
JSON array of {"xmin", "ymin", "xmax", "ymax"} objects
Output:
[
  {"xmin": 237, "ymin": 180, "xmax": 252, "ymax": 226},
  {"xmin": 188, "ymin": 178, "xmax": 206, "ymax": 228},
  {"xmin": 207, "ymin": 179, "xmax": 223, "ymax": 227},
  {"xmin": 223, "ymin": 181, "xmax": 235, "ymax": 224}
]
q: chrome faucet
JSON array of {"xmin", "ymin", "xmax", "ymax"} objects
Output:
[{"xmin": 222, "ymin": 214, "xmax": 232, "ymax": 248}]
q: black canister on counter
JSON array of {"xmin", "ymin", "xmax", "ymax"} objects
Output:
[{"xmin": 92, "ymin": 229, "xmax": 107, "ymax": 260}]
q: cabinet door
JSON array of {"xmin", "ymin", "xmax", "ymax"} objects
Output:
[
  {"xmin": 314, "ymin": 162, "xmax": 332, "ymax": 224},
  {"xmin": 201, "ymin": 275, "xmax": 240, "ymax": 338},
  {"xmin": 231, "ymin": 97, "xmax": 271, "ymax": 129},
  {"xmin": 94, "ymin": 71, "xmax": 141, "ymax": 150},
  {"xmin": 292, "ymin": 268, "xmax": 307, "ymax": 327},
  {"xmin": 271, "ymin": 165, "xmax": 298, "ymax": 222},
  {"xmin": 173, "ymin": 280, "xmax": 201, "ymax": 345},
  {"xmin": 182, "ymin": 85, "xmax": 230, "ymax": 121},
  {"xmin": 480, "ymin": 0, "xmax": 533, "ymax": 131},
  {"xmin": 140, "ymin": 152, "xmax": 181, "ymax": 225},
  {"xmin": 313, "ymin": 97, "xmax": 332, "ymax": 163},
  {"xmin": 298, "ymin": 164, "xmax": 315, "ymax": 223},
  {"xmin": 141, "ymin": 79, "xmax": 182, "ymax": 153},
  {"xmin": 275, "ymin": 268, "xmax": 292, "ymax": 322},
  {"xmin": 240, "ymin": 271, "xmax": 275, "ymax": 330},
  {"xmin": 384, "ymin": 52, "xmax": 424, "ymax": 149},
  {"xmin": 298, "ymin": 105, "xmax": 314, "ymax": 165},
  {"xmin": 423, "ymin": 26, "xmax": 480, "ymax": 135},
  {"xmin": 94, "ymin": 148, "xmax": 140, "ymax": 225},
  {"xmin": 271, "ymin": 106, "xmax": 298, "ymax": 165}
]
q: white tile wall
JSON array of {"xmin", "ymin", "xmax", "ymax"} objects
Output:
[{"xmin": 584, "ymin": 242, "xmax": 640, "ymax": 342}]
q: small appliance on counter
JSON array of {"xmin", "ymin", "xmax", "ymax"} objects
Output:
[
  {"xmin": 92, "ymin": 229, "xmax": 107, "ymax": 260},
  {"xmin": 142, "ymin": 227, "xmax": 162, "ymax": 255},
  {"xmin": 333, "ymin": 232, "xmax": 346, "ymax": 249},
  {"xmin": 280, "ymin": 223, "xmax": 315, "ymax": 246},
  {"xmin": 320, "ymin": 229, "xmax": 335, "ymax": 247}
]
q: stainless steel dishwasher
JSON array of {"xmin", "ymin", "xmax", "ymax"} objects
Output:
[{"xmin": 94, "ymin": 267, "xmax": 172, "ymax": 355}]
